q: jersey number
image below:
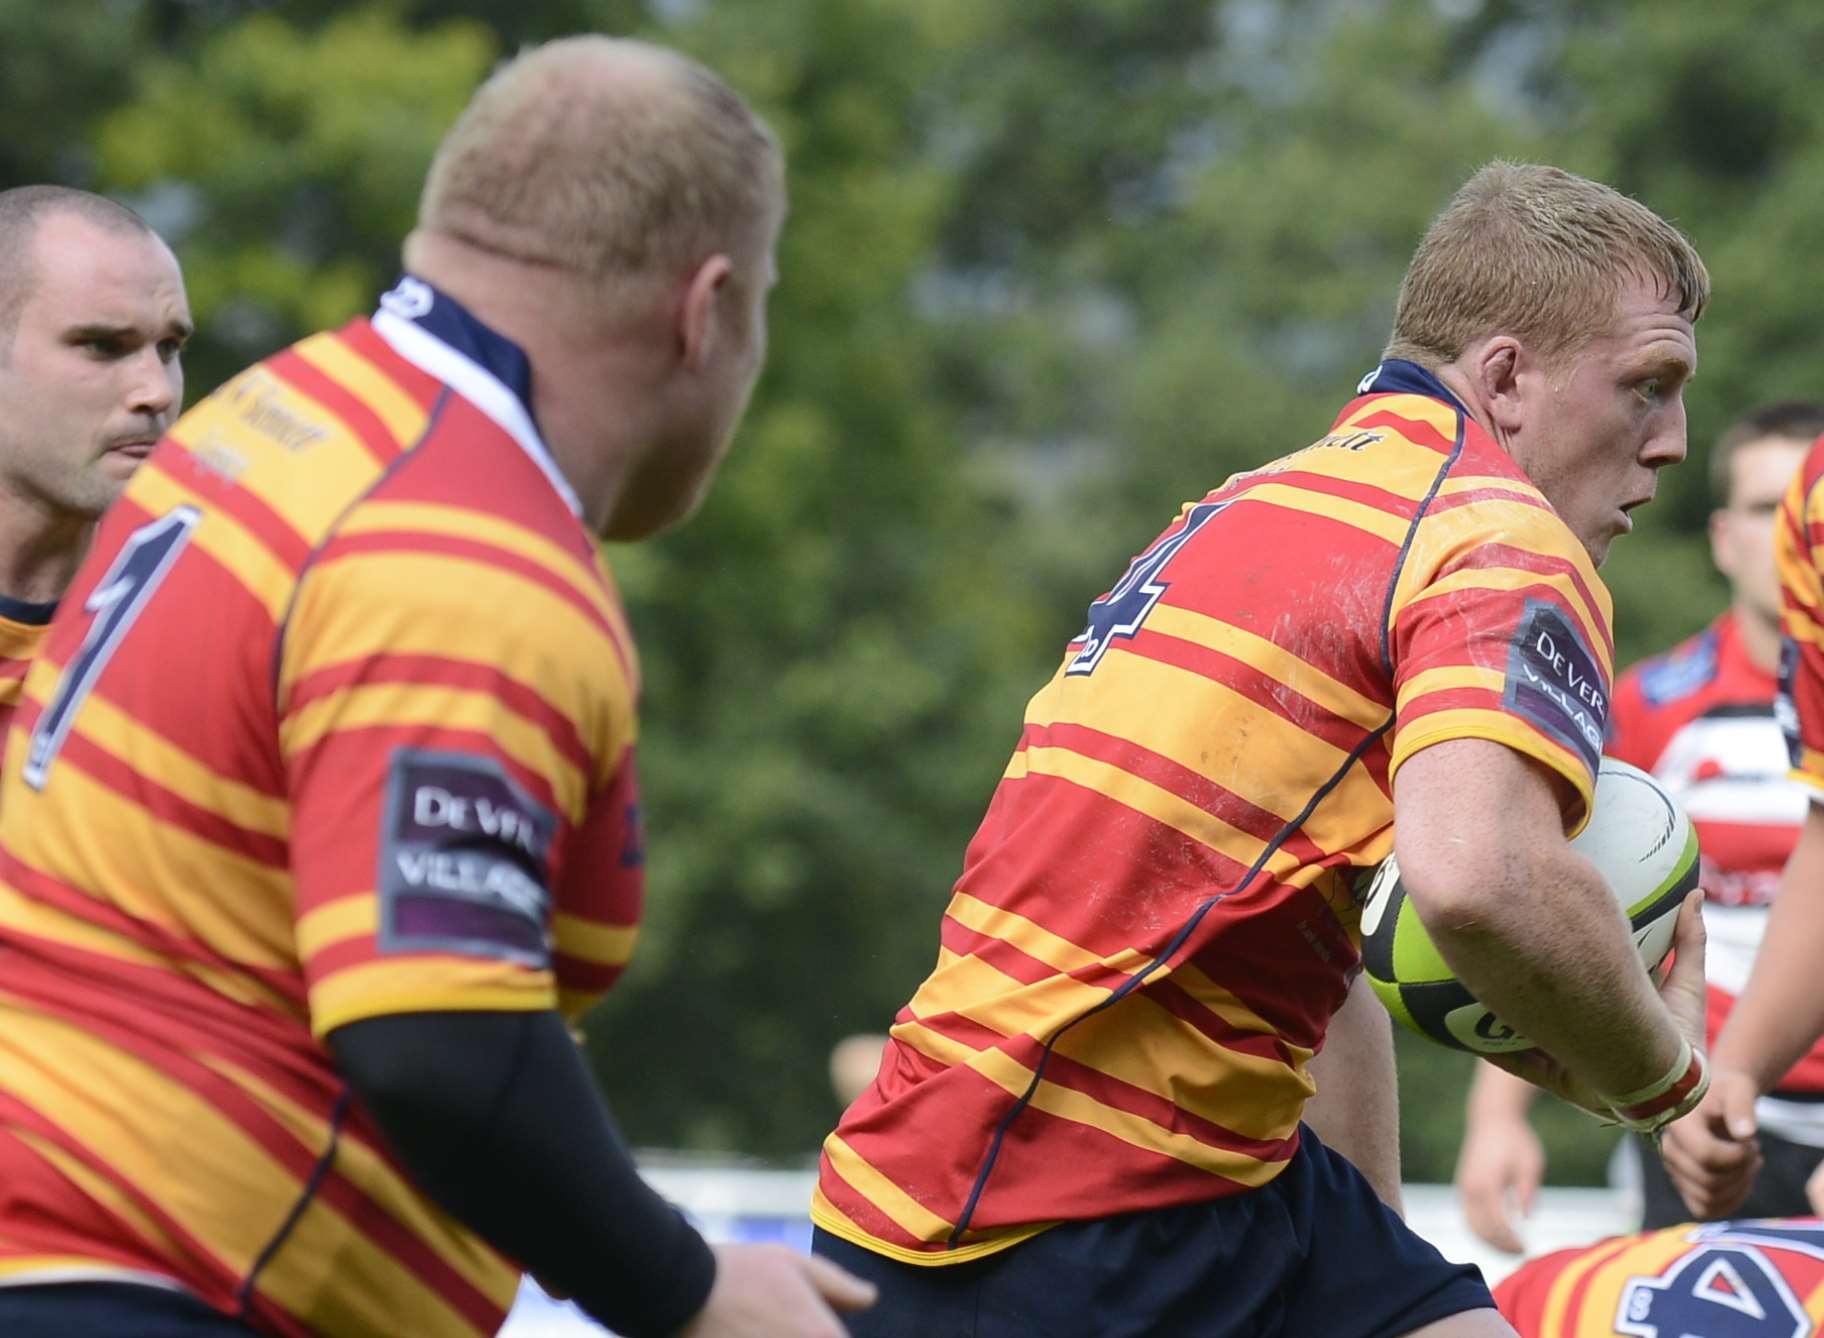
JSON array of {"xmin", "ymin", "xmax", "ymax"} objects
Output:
[
  {"xmin": 1066, "ymin": 500, "xmax": 1228, "ymax": 676},
  {"xmin": 24, "ymin": 506, "xmax": 201, "ymax": 790},
  {"xmin": 1618, "ymin": 1244, "xmax": 1809, "ymax": 1338}
]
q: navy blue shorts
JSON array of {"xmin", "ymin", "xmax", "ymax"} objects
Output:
[
  {"xmin": 0, "ymin": 1282, "xmax": 257, "ymax": 1337},
  {"xmin": 813, "ymin": 1124, "xmax": 1494, "ymax": 1338}
]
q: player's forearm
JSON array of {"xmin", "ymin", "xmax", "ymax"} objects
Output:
[
  {"xmin": 1304, "ymin": 972, "xmax": 1403, "ymax": 1213},
  {"xmin": 1416, "ymin": 841, "xmax": 1684, "ymax": 1097},
  {"xmin": 1714, "ymin": 802, "xmax": 1824, "ymax": 1091},
  {"xmin": 1395, "ymin": 741, "xmax": 1687, "ymax": 1103},
  {"xmin": 329, "ymin": 1010, "xmax": 715, "ymax": 1338}
]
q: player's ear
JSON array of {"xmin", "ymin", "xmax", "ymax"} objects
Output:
[
  {"xmin": 676, "ymin": 254, "xmax": 734, "ymax": 373},
  {"xmin": 1707, "ymin": 507, "xmax": 1735, "ymax": 578},
  {"xmin": 1475, "ymin": 337, "xmax": 1526, "ymax": 436}
]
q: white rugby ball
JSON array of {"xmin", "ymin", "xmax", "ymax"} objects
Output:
[{"xmin": 1358, "ymin": 756, "xmax": 1698, "ymax": 1054}]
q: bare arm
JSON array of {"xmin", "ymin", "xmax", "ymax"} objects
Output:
[
  {"xmin": 1305, "ymin": 970, "xmax": 1402, "ymax": 1213},
  {"xmin": 1661, "ymin": 802, "xmax": 1824, "ymax": 1215},
  {"xmin": 1711, "ymin": 801, "xmax": 1824, "ymax": 1089},
  {"xmin": 1454, "ymin": 1062, "xmax": 1543, "ymax": 1253},
  {"xmin": 1393, "ymin": 738, "xmax": 1689, "ymax": 1098}
]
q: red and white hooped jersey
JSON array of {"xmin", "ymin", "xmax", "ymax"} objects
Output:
[{"xmin": 1608, "ymin": 610, "xmax": 1824, "ymax": 1134}]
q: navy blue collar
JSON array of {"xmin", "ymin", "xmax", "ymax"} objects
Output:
[
  {"xmin": 377, "ymin": 275, "xmax": 536, "ymax": 425},
  {"xmin": 1354, "ymin": 358, "xmax": 1470, "ymax": 420},
  {"xmin": 0, "ymin": 591, "xmax": 55, "ymax": 626}
]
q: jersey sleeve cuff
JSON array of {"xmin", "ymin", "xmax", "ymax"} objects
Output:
[{"xmin": 1388, "ymin": 722, "xmax": 1597, "ymax": 834}]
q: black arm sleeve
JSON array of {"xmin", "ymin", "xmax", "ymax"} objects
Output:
[{"xmin": 327, "ymin": 1009, "xmax": 716, "ymax": 1338}]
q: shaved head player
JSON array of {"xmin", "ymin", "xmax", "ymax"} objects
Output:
[
  {"xmin": 0, "ymin": 184, "xmax": 188, "ymax": 756},
  {"xmin": 0, "ymin": 38, "xmax": 869, "ymax": 1338}
]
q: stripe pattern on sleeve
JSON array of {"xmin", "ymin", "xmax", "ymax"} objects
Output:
[
  {"xmin": 815, "ymin": 370, "xmax": 1614, "ymax": 1264},
  {"xmin": 0, "ymin": 284, "xmax": 641, "ymax": 1338}
]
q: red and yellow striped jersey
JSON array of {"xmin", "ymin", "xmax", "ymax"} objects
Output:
[
  {"xmin": 1494, "ymin": 1219, "xmax": 1824, "ymax": 1335},
  {"xmin": 0, "ymin": 277, "xmax": 643, "ymax": 1338},
  {"xmin": 1777, "ymin": 436, "xmax": 1824, "ymax": 791},
  {"xmin": 0, "ymin": 597, "xmax": 53, "ymax": 774},
  {"xmin": 814, "ymin": 360, "xmax": 1615, "ymax": 1264}
]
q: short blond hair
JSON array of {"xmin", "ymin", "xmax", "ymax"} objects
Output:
[
  {"xmin": 419, "ymin": 35, "xmax": 784, "ymax": 281},
  {"xmin": 1384, "ymin": 161, "xmax": 1708, "ymax": 367}
]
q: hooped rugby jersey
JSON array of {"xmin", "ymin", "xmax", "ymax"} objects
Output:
[
  {"xmin": 1494, "ymin": 1219, "xmax": 1824, "ymax": 1336},
  {"xmin": 1609, "ymin": 611, "xmax": 1824, "ymax": 1137},
  {"xmin": 0, "ymin": 277, "xmax": 644, "ymax": 1338},
  {"xmin": 814, "ymin": 360, "xmax": 1617, "ymax": 1264},
  {"xmin": 1779, "ymin": 437, "xmax": 1824, "ymax": 793}
]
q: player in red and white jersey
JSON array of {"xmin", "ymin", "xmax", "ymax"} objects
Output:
[
  {"xmin": 0, "ymin": 186, "xmax": 189, "ymax": 761},
  {"xmin": 1457, "ymin": 404, "xmax": 1824, "ymax": 1251},
  {"xmin": 1666, "ymin": 393, "xmax": 1824, "ymax": 1216}
]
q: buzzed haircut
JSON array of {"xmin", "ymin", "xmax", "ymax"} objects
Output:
[
  {"xmin": 1384, "ymin": 161, "xmax": 1709, "ymax": 367},
  {"xmin": 418, "ymin": 35, "xmax": 785, "ymax": 284},
  {"xmin": 1709, "ymin": 399, "xmax": 1824, "ymax": 506},
  {"xmin": 0, "ymin": 185, "xmax": 156, "ymax": 345}
]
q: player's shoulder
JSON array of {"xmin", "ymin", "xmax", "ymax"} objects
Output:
[
  {"xmin": 333, "ymin": 446, "xmax": 620, "ymax": 638},
  {"xmin": 1795, "ymin": 434, "xmax": 1824, "ymax": 499},
  {"xmin": 1781, "ymin": 435, "xmax": 1824, "ymax": 532},
  {"xmin": 151, "ymin": 317, "xmax": 447, "ymax": 552},
  {"xmin": 1273, "ymin": 385, "xmax": 1466, "ymax": 494},
  {"xmin": 1623, "ymin": 622, "xmax": 1723, "ymax": 708},
  {"xmin": 366, "ymin": 395, "xmax": 587, "ymax": 542},
  {"xmin": 1399, "ymin": 411, "xmax": 1595, "ymax": 586},
  {"xmin": 327, "ymin": 404, "xmax": 634, "ymax": 676},
  {"xmin": 1222, "ymin": 359, "xmax": 1467, "ymax": 498},
  {"xmin": 1340, "ymin": 363, "xmax": 1570, "ymax": 547}
]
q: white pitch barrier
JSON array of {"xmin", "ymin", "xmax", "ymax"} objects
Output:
[
  {"xmin": 500, "ymin": 1166, "xmax": 1638, "ymax": 1337},
  {"xmin": 501, "ymin": 1162, "xmax": 815, "ymax": 1338}
]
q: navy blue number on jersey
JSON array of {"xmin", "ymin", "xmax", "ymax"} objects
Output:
[
  {"xmin": 1066, "ymin": 501, "xmax": 1228, "ymax": 676},
  {"xmin": 1618, "ymin": 1244, "xmax": 1808, "ymax": 1338},
  {"xmin": 24, "ymin": 506, "xmax": 201, "ymax": 790}
]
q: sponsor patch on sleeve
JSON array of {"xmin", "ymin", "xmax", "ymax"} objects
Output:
[
  {"xmin": 1504, "ymin": 599, "xmax": 1608, "ymax": 780},
  {"xmin": 377, "ymin": 748, "xmax": 558, "ymax": 969}
]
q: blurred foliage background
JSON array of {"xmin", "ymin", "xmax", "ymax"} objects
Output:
[{"xmin": 6, "ymin": 0, "xmax": 1822, "ymax": 1187}]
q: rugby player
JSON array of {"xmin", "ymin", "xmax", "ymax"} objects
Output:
[
  {"xmin": 0, "ymin": 185, "xmax": 188, "ymax": 748},
  {"xmin": 812, "ymin": 162, "xmax": 1713, "ymax": 1337},
  {"xmin": 1668, "ymin": 385, "xmax": 1824, "ymax": 1221},
  {"xmin": 0, "ymin": 37, "xmax": 870, "ymax": 1338}
]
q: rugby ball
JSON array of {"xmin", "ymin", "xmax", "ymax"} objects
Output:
[{"xmin": 1359, "ymin": 756, "xmax": 1699, "ymax": 1055}]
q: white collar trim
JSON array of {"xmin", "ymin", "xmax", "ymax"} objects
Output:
[{"xmin": 371, "ymin": 308, "xmax": 583, "ymax": 518}]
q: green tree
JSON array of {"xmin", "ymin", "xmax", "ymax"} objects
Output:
[
  {"xmin": 93, "ymin": 8, "xmax": 497, "ymax": 397},
  {"xmin": 0, "ymin": 1, "xmax": 169, "ymax": 186},
  {"xmin": 583, "ymin": 0, "xmax": 1040, "ymax": 1152},
  {"xmin": 15, "ymin": 0, "xmax": 1824, "ymax": 1179}
]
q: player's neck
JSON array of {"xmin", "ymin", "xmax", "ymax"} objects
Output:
[
  {"xmin": 0, "ymin": 490, "xmax": 92, "ymax": 605},
  {"xmin": 1732, "ymin": 599, "xmax": 1782, "ymax": 673},
  {"xmin": 404, "ymin": 230, "xmax": 664, "ymax": 530}
]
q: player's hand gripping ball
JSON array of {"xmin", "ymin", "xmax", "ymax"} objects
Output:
[{"xmin": 1358, "ymin": 756, "xmax": 1698, "ymax": 1054}]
